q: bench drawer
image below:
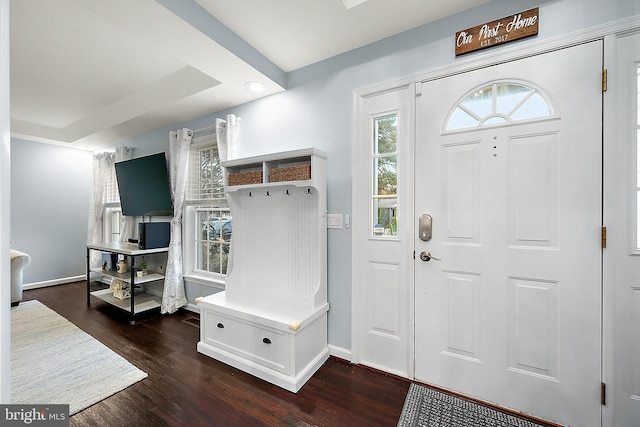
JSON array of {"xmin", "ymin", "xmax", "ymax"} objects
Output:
[{"xmin": 202, "ymin": 310, "xmax": 289, "ymax": 374}]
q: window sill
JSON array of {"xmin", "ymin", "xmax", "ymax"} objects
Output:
[{"xmin": 183, "ymin": 273, "xmax": 226, "ymax": 291}]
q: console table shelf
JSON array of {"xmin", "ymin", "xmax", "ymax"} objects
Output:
[
  {"xmin": 86, "ymin": 242, "xmax": 168, "ymax": 321},
  {"xmin": 89, "ymin": 268, "xmax": 164, "ymax": 285},
  {"xmin": 90, "ymin": 289, "xmax": 162, "ymax": 314}
]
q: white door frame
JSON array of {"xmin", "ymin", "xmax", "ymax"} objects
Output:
[
  {"xmin": 352, "ymin": 14, "xmax": 640, "ymax": 427},
  {"xmin": 0, "ymin": 0, "xmax": 10, "ymax": 403},
  {"xmin": 602, "ymin": 29, "xmax": 640, "ymax": 426}
]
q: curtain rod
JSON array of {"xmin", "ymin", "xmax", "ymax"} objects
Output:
[
  {"xmin": 192, "ymin": 113, "xmax": 237, "ymax": 136},
  {"xmin": 192, "ymin": 125, "xmax": 216, "ymax": 137}
]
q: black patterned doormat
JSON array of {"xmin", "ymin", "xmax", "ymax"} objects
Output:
[{"xmin": 397, "ymin": 383, "xmax": 545, "ymax": 427}]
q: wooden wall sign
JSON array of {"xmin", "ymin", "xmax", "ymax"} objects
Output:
[{"xmin": 455, "ymin": 8, "xmax": 539, "ymax": 56}]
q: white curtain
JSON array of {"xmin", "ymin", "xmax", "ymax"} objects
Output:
[
  {"xmin": 162, "ymin": 128, "xmax": 192, "ymax": 314},
  {"xmin": 214, "ymin": 115, "xmax": 240, "ymax": 278},
  {"xmin": 115, "ymin": 146, "xmax": 135, "ymax": 242},
  {"xmin": 216, "ymin": 114, "xmax": 241, "ymax": 162},
  {"xmin": 87, "ymin": 152, "xmax": 115, "ymax": 268}
]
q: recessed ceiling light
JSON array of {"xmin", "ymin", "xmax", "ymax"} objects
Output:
[{"xmin": 245, "ymin": 81, "xmax": 266, "ymax": 92}]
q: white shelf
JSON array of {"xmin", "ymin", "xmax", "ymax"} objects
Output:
[
  {"xmin": 222, "ymin": 148, "xmax": 327, "ymax": 191},
  {"xmin": 90, "ymin": 289, "xmax": 161, "ymax": 314},
  {"xmin": 220, "ymin": 148, "xmax": 327, "ymax": 168},
  {"xmin": 91, "ymin": 268, "xmax": 164, "ymax": 285},
  {"xmin": 87, "ymin": 241, "xmax": 169, "ymax": 256}
]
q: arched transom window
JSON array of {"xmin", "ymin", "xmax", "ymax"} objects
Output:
[{"xmin": 446, "ymin": 81, "xmax": 555, "ymax": 131}]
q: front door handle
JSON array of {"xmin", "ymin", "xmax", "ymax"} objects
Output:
[{"xmin": 419, "ymin": 251, "xmax": 441, "ymax": 262}]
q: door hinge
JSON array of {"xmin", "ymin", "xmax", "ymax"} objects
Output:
[
  {"xmin": 413, "ymin": 250, "xmax": 415, "ymax": 259},
  {"xmin": 602, "ymin": 69, "xmax": 608, "ymax": 92},
  {"xmin": 601, "ymin": 226, "xmax": 607, "ymax": 249},
  {"xmin": 601, "ymin": 382, "xmax": 606, "ymax": 406}
]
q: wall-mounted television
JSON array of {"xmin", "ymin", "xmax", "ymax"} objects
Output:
[{"xmin": 114, "ymin": 152, "xmax": 173, "ymax": 217}]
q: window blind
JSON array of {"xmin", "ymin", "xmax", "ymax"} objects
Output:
[
  {"xmin": 105, "ymin": 158, "xmax": 120, "ymax": 204},
  {"xmin": 187, "ymin": 129, "xmax": 226, "ymax": 202}
]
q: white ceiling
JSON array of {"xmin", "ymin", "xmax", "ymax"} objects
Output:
[{"xmin": 10, "ymin": 0, "xmax": 486, "ymax": 151}]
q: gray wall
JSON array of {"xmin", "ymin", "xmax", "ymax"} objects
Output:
[
  {"xmin": 10, "ymin": 0, "xmax": 638, "ymax": 352},
  {"xmin": 10, "ymin": 138, "xmax": 92, "ymax": 284}
]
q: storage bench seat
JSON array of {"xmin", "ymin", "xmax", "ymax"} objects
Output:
[{"xmin": 197, "ymin": 291, "xmax": 329, "ymax": 392}]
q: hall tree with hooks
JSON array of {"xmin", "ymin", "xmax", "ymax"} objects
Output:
[{"xmin": 197, "ymin": 148, "xmax": 329, "ymax": 392}]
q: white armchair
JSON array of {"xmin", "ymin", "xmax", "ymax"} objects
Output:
[{"xmin": 10, "ymin": 250, "xmax": 31, "ymax": 306}]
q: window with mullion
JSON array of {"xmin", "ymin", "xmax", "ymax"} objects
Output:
[
  {"xmin": 186, "ymin": 132, "xmax": 231, "ymax": 277},
  {"xmin": 372, "ymin": 113, "xmax": 398, "ymax": 237}
]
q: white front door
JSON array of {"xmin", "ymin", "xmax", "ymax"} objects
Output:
[{"xmin": 415, "ymin": 42, "xmax": 603, "ymax": 426}]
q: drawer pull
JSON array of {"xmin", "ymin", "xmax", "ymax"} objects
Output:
[
  {"xmin": 262, "ymin": 338, "xmax": 272, "ymax": 344},
  {"xmin": 217, "ymin": 323, "xmax": 224, "ymax": 329}
]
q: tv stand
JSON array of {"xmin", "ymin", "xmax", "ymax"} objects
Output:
[{"xmin": 86, "ymin": 241, "xmax": 168, "ymax": 323}]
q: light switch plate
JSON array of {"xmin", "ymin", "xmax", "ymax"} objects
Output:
[{"xmin": 327, "ymin": 214, "xmax": 343, "ymax": 229}]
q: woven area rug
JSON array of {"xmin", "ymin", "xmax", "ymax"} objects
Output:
[
  {"xmin": 11, "ymin": 300, "xmax": 147, "ymax": 415},
  {"xmin": 398, "ymin": 383, "xmax": 544, "ymax": 427}
]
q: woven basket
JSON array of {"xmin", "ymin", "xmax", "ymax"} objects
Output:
[
  {"xmin": 269, "ymin": 164, "xmax": 311, "ymax": 183},
  {"xmin": 228, "ymin": 170, "xmax": 263, "ymax": 186}
]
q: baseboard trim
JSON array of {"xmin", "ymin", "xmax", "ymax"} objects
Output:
[
  {"xmin": 328, "ymin": 344, "xmax": 351, "ymax": 361},
  {"xmin": 23, "ymin": 275, "xmax": 85, "ymax": 290},
  {"xmin": 184, "ymin": 302, "xmax": 200, "ymax": 313}
]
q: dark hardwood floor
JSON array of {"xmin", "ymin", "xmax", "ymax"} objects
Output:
[{"xmin": 21, "ymin": 282, "xmax": 410, "ymax": 426}]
